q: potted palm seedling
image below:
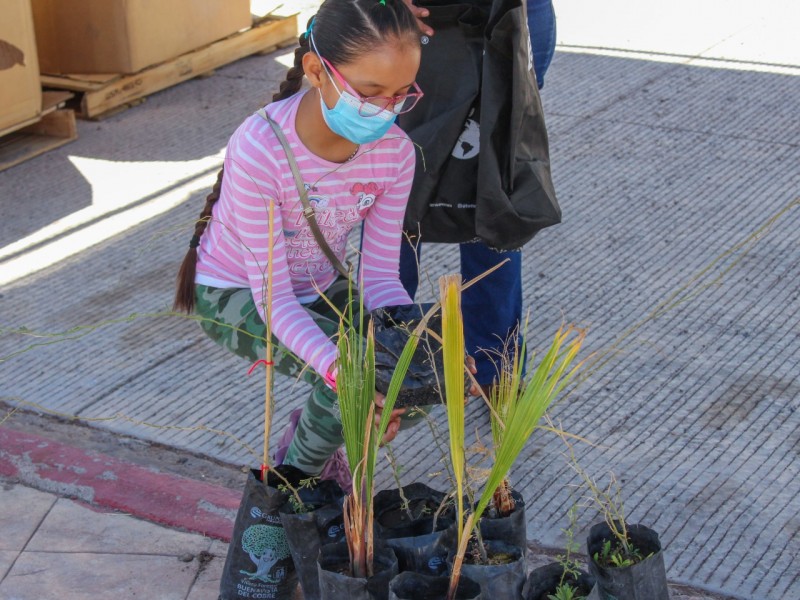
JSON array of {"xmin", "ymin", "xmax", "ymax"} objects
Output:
[
  {"xmin": 478, "ymin": 333, "xmax": 528, "ymax": 552},
  {"xmin": 387, "ymin": 274, "xmax": 483, "ymax": 600},
  {"xmin": 316, "ymin": 285, "xmax": 438, "ymax": 600},
  {"xmin": 445, "ymin": 276, "xmax": 586, "ymax": 600},
  {"xmin": 374, "ymin": 265, "xmax": 509, "ymax": 580}
]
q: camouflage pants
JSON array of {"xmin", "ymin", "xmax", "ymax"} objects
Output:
[{"xmin": 194, "ymin": 280, "xmax": 425, "ymax": 475}]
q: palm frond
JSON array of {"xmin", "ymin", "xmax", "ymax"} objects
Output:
[
  {"xmin": 474, "ymin": 325, "xmax": 585, "ymax": 522},
  {"xmin": 336, "ymin": 278, "xmax": 441, "ymax": 577},
  {"xmin": 439, "ymin": 274, "xmax": 467, "ymax": 548}
]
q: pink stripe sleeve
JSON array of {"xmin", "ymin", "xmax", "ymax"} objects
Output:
[
  {"xmin": 359, "ymin": 144, "xmax": 415, "ymax": 312},
  {"xmin": 225, "ymin": 128, "xmax": 338, "ymax": 378}
]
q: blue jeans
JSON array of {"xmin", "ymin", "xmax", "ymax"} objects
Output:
[
  {"xmin": 527, "ymin": 0, "xmax": 557, "ymax": 89},
  {"xmin": 399, "ymin": 240, "xmax": 523, "ymax": 386}
]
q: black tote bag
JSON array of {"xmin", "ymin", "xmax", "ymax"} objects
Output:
[
  {"xmin": 219, "ymin": 468, "xmax": 298, "ymax": 599},
  {"xmin": 398, "ymin": 0, "xmax": 560, "ymax": 250}
]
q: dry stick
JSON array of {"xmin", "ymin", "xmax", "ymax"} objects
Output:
[
  {"xmin": 448, "ymin": 513, "xmax": 475, "ymax": 600},
  {"xmin": 553, "ymin": 417, "xmax": 630, "ymax": 555},
  {"xmin": 384, "ymin": 444, "xmax": 416, "ymax": 522},
  {"xmin": 361, "ymin": 400, "xmax": 375, "ymax": 578},
  {"xmin": 262, "ymin": 200, "xmax": 276, "ymax": 477},
  {"xmin": 0, "ymin": 397, "xmax": 264, "ymax": 458},
  {"xmin": 0, "ymin": 405, "xmax": 19, "ymax": 426}
]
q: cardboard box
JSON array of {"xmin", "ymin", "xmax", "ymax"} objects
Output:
[
  {"xmin": 31, "ymin": 0, "xmax": 252, "ymax": 74},
  {"xmin": 0, "ymin": 0, "xmax": 42, "ymax": 133}
]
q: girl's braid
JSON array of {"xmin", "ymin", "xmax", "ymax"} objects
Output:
[
  {"xmin": 273, "ymin": 31, "xmax": 311, "ymax": 103},
  {"xmin": 173, "ymin": 169, "xmax": 224, "ymax": 312}
]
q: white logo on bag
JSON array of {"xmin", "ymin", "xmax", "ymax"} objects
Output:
[
  {"xmin": 451, "ymin": 116, "xmax": 479, "ymax": 160},
  {"xmin": 250, "ymin": 507, "xmax": 264, "ymax": 519},
  {"xmin": 327, "ymin": 524, "xmax": 343, "ymax": 538}
]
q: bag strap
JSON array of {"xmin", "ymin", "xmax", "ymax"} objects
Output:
[{"xmin": 256, "ymin": 108, "xmax": 353, "ymax": 280}]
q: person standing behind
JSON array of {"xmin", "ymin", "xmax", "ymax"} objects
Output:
[{"xmin": 399, "ymin": 0, "xmax": 558, "ymax": 392}]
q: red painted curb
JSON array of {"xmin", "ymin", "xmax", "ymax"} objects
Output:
[{"xmin": 0, "ymin": 426, "xmax": 240, "ymax": 542}]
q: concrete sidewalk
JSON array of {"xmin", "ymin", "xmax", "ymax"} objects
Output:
[
  {"xmin": 1, "ymin": 1, "xmax": 798, "ymax": 598},
  {"xmin": 0, "ymin": 424, "xmax": 237, "ymax": 599},
  {"xmin": 0, "ymin": 482, "xmax": 226, "ymax": 600}
]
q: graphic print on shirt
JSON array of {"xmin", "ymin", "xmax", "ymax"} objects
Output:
[
  {"xmin": 350, "ymin": 182, "xmax": 385, "ymax": 214},
  {"xmin": 306, "ymin": 182, "xmax": 330, "ymax": 209},
  {"xmin": 284, "ymin": 183, "xmax": 364, "ymax": 277}
]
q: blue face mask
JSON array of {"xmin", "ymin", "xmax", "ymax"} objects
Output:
[
  {"xmin": 310, "ymin": 32, "xmax": 398, "ymax": 145},
  {"xmin": 317, "ymin": 79, "xmax": 397, "ymax": 145}
]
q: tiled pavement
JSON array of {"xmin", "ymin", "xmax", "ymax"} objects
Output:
[
  {"xmin": 0, "ymin": 482, "xmax": 227, "ymax": 600},
  {"xmin": 1, "ymin": 1, "xmax": 798, "ymax": 599}
]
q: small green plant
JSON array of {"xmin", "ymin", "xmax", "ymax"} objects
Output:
[
  {"xmin": 542, "ymin": 504, "xmax": 588, "ymax": 600},
  {"xmin": 277, "ymin": 476, "xmax": 321, "ymax": 514},
  {"xmin": 549, "ymin": 504, "xmax": 587, "ymax": 598},
  {"xmin": 547, "ymin": 583, "xmax": 586, "ymax": 600},
  {"xmin": 564, "ymin": 441, "xmax": 652, "ymax": 570},
  {"xmin": 593, "ymin": 537, "xmax": 645, "ymax": 569}
]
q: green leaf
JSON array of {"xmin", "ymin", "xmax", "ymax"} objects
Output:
[
  {"xmin": 440, "ymin": 275, "xmax": 467, "ymax": 545},
  {"xmin": 474, "ymin": 325, "xmax": 585, "ymax": 522}
]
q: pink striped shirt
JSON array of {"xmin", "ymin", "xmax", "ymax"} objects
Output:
[{"xmin": 196, "ymin": 91, "xmax": 415, "ymax": 378}]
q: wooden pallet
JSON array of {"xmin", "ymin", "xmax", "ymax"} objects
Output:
[
  {"xmin": 40, "ymin": 14, "xmax": 300, "ymax": 120},
  {"xmin": 0, "ymin": 91, "xmax": 78, "ymax": 172}
]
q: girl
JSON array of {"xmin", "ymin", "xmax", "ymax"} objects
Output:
[{"xmin": 174, "ymin": 0, "xmax": 423, "ymax": 484}]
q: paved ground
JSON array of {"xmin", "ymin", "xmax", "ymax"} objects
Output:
[
  {"xmin": 1, "ymin": 1, "xmax": 798, "ymax": 598},
  {"xmin": 0, "ymin": 423, "xmax": 243, "ymax": 600},
  {"xmin": 0, "ymin": 421, "xmax": 726, "ymax": 599}
]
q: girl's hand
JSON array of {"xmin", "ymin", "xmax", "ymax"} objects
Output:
[
  {"xmin": 401, "ymin": 0, "xmax": 434, "ymax": 37},
  {"xmin": 375, "ymin": 392, "xmax": 406, "ymax": 445}
]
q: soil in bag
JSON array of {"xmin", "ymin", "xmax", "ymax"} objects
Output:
[
  {"xmin": 522, "ymin": 562, "xmax": 595, "ymax": 600},
  {"xmin": 478, "ymin": 488, "xmax": 527, "ymax": 552},
  {"xmin": 371, "ymin": 303, "xmax": 451, "ymax": 409},
  {"xmin": 219, "ymin": 465, "xmax": 309, "ymax": 600},
  {"xmin": 279, "ymin": 478, "xmax": 345, "ymax": 600},
  {"xmin": 389, "ymin": 571, "xmax": 482, "ymax": 600},
  {"xmin": 587, "ymin": 521, "xmax": 670, "ymax": 600},
  {"xmin": 317, "ymin": 540, "xmax": 399, "ymax": 600},
  {"xmin": 374, "ymin": 483, "xmax": 456, "ymax": 575},
  {"xmin": 455, "ymin": 538, "xmax": 526, "ymax": 599}
]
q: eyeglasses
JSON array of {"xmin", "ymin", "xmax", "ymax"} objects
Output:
[{"xmin": 320, "ymin": 56, "xmax": 424, "ymax": 117}]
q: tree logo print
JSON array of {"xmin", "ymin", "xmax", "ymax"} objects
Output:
[{"xmin": 239, "ymin": 524, "xmax": 291, "ymax": 583}]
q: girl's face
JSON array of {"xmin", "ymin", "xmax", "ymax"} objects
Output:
[{"xmin": 316, "ymin": 40, "xmax": 422, "ymax": 114}]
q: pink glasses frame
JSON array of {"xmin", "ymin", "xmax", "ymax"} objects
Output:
[{"xmin": 320, "ymin": 56, "xmax": 424, "ymax": 116}]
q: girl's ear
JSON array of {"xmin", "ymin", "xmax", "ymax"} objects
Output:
[{"xmin": 303, "ymin": 52, "xmax": 325, "ymax": 89}]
